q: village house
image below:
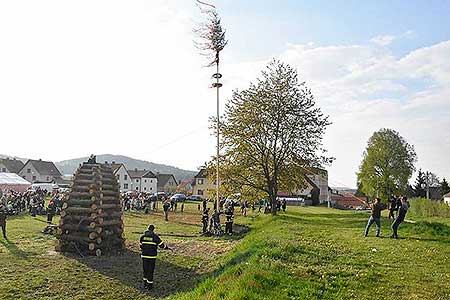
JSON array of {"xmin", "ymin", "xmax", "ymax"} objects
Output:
[
  {"xmin": 0, "ymin": 158, "xmax": 25, "ymax": 174},
  {"xmin": 156, "ymin": 173, "xmax": 178, "ymax": 193},
  {"xmin": 443, "ymin": 192, "xmax": 450, "ymax": 206},
  {"xmin": 177, "ymin": 179, "xmax": 193, "ymax": 195},
  {"xmin": 104, "ymin": 161, "xmax": 132, "ymax": 192},
  {"xmin": 329, "ymin": 190, "xmax": 368, "ymax": 209},
  {"xmin": 128, "ymin": 169, "xmax": 158, "ymax": 193},
  {"xmin": 191, "ymin": 168, "xmax": 215, "ymax": 198},
  {"xmin": 278, "ymin": 168, "xmax": 330, "ymax": 206},
  {"xmin": 18, "ymin": 159, "xmax": 62, "ymax": 183}
]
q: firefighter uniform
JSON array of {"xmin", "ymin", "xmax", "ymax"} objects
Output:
[
  {"xmin": 224, "ymin": 207, "xmax": 234, "ymax": 235},
  {"xmin": 201, "ymin": 209, "xmax": 210, "ymax": 234},
  {"xmin": 140, "ymin": 225, "xmax": 166, "ymax": 289}
]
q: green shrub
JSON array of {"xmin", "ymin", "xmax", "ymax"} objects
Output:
[{"xmin": 409, "ymin": 197, "xmax": 450, "ymax": 218}]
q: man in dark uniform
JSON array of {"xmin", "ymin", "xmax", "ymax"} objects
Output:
[
  {"xmin": 201, "ymin": 208, "xmax": 210, "ymax": 235},
  {"xmin": 0, "ymin": 204, "xmax": 7, "ymax": 239},
  {"xmin": 224, "ymin": 206, "xmax": 234, "ymax": 235},
  {"xmin": 140, "ymin": 224, "xmax": 169, "ymax": 290}
]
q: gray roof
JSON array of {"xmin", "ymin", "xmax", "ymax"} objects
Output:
[
  {"xmin": 103, "ymin": 163, "xmax": 123, "ymax": 173},
  {"xmin": 0, "ymin": 158, "xmax": 25, "ymax": 173},
  {"xmin": 25, "ymin": 159, "xmax": 62, "ymax": 177},
  {"xmin": 128, "ymin": 170, "xmax": 157, "ymax": 179},
  {"xmin": 157, "ymin": 174, "xmax": 177, "ymax": 187}
]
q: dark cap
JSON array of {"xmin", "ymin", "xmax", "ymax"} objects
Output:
[{"xmin": 148, "ymin": 224, "xmax": 155, "ymax": 231}]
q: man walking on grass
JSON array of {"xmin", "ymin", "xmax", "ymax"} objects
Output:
[
  {"xmin": 140, "ymin": 224, "xmax": 170, "ymax": 290},
  {"xmin": 364, "ymin": 197, "xmax": 384, "ymax": 237}
]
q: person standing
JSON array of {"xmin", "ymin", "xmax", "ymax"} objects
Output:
[
  {"xmin": 364, "ymin": 197, "xmax": 384, "ymax": 237},
  {"xmin": 162, "ymin": 199, "xmax": 170, "ymax": 221},
  {"xmin": 391, "ymin": 196, "xmax": 409, "ymax": 239},
  {"xmin": 224, "ymin": 206, "xmax": 234, "ymax": 235},
  {"xmin": 281, "ymin": 199, "xmax": 287, "ymax": 212},
  {"xmin": 0, "ymin": 204, "xmax": 7, "ymax": 239},
  {"xmin": 201, "ymin": 208, "xmax": 210, "ymax": 235},
  {"xmin": 387, "ymin": 197, "xmax": 396, "ymax": 220},
  {"xmin": 140, "ymin": 224, "xmax": 169, "ymax": 290}
]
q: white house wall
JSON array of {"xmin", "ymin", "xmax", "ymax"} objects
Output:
[
  {"xmin": 18, "ymin": 162, "xmax": 55, "ymax": 183},
  {"xmin": 115, "ymin": 166, "xmax": 132, "ymax": 192},
  {"xmin": 132, "ymin": 177, "xmax": 157, "ymax": 193}
]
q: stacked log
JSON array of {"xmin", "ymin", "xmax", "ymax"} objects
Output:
[{"xmin": 56, "ymin": 159, "xmax": 124, "ymax": 256}]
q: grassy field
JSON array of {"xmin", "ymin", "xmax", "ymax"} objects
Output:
[{"xmin": 1, "ymin": 203, "xmax": 449, "ymax": 300}]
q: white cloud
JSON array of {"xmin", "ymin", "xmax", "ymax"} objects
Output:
[
  {"xmin": 0, "ymin": 1, "xmax": 448, "ymax": 188},
  {"xmin": 370, "ymin": 35, "xmax": 396, "ymax": 46}
]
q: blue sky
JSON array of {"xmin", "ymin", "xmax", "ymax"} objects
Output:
[
  {"xmin": 1, "ymin": 0, "xmax": 449, "ymax": 188},
  {"xmin": 181, "ymin": 0, "xmax": 450, "ymax": 61}
]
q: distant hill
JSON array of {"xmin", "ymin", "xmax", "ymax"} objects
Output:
[
  {"xmin": 56, "ymin": 154, "xmax": 197, "ymax": 181},
  {"xmin": 0, "ymin": 154, "xmax": 27, "ymax": 163}
]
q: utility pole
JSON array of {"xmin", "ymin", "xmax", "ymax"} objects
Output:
[{"xmin": 426, "ymin": 171, "xmax": 430, "ymax": 199}]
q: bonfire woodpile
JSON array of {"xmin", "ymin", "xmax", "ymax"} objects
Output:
[{"xmin": 57, "ymin": 158, "xmax": 124, "ymax": 256}]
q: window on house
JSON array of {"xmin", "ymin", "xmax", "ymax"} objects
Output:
[
  {"xmin": 150, "ymin": 180, "xmax": 153, "ymax": 183},
  {"xmin": 27, "ymin": 168, "xmax": 31, "ymax": 174},
  {"xmin": 150, "ymin": 187, "xmax": 153, "ymax": 190},
  {"xmin": 32, "ymin": 176, "xmax": 36, "ymax": 181},
  {"xmin": 124, "ymin": 183, "xmax": 128, "ymax": 189},
  {"xmin": 117, "ymin": 174, "xmax": 120, "ymax": 180},
  {"xmin": 144, "ymin": 187, "xmax": 147, "ymax": 191},
  {"xmin": 144, "ymin": 179, "xmax": 147, "ymax": 183},
  {"xmin": 198, "ymin": 190, "xmax": 204, "ymax": 195},
  {"xmin": 46, "ymin": 176, "xmax": 50, "ymax": 181},
  {"xmin": 1, "ymin": 168, "xmax": 5, "ymax": 172},
  {"xmin": 136, "ymin": 179, "xmax": 139, "ymax": 183},
  {"xmin": 136, "ymin": 187, "xmax": 139, "ymax": 191},
  {"xmin": 198, "ymin": 179, "xmax": 204, "ymax": 185},
  {"xmin": 124, "ymin": 175, "xmax": 128, "ymax": 180}
]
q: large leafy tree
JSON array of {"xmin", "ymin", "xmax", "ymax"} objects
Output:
[
  {"xmin": 357, "ymin": 129, "xmax": 417, "ymax": 201},
  {"xmin": 215, "ymin": 60, "xmax": 332, "ymax": 215}
]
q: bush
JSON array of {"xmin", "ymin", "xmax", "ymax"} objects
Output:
[{"xmin": 409, "ymin": 197, "xmax": 450, "ymax": 218}]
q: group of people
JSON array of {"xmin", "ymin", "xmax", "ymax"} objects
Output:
[
  {"xmin": 201, "ymin": 199, "xmax": 234, "ymax": 236},
  {"xmin": 0, "ymin": 188, "xmax": 66, "ymax": 239},
  {"xmin": 258, "ymin": 198, "xmax": 287, "ymax": 214},
  {"xmin": 364, "ymin": 195, "xmax": 410, "ymax": 239}
]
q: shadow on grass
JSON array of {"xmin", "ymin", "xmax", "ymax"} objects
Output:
[
  {"xmin": 67, "ymin": 248, "xmax": 200, "ymax": 298},
  {"xmin": 0, "ymin": 239, "xmax": 29, "ymax": 260}
]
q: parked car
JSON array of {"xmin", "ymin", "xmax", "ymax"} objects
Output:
[
  {"xmin": 170, "ymin": 193, "xmax": 186, "ymax": 202},
  {"xmin": 187, "ymin": 195, "xmax": 203, "ymax": 201}
]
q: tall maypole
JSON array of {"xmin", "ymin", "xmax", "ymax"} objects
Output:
[{"xmin": 194, "ymin": 0, "xmax": 228, "ymax": 211}]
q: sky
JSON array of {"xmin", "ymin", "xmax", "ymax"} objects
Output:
[{"xmin": 1, "ymin": 0, "xmax": 449, "ymax": 188}]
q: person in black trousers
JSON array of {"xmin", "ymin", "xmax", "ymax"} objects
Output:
[
  {"xmin": 140, "ymin": 224, "xmax": 169, "ymax": 290},
  {"xmin": 0, "ymin": 204, "xmax": 7, "ymax": 239},
  {"xmin": 391, "ymin": 196, "xmax": 409, "ymax": 239}
]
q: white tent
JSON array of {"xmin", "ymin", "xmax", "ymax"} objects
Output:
[{"xmin": 0, "ymin": 173, "xmax": 31, "ymax": 193}]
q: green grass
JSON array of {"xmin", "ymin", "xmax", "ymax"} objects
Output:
[
  {"xmin": 1, "ymin": 204, "xmax": 449, "ymax": 299},
  {"xmin": 409, "ymin": 197, "xmax": 450, "ymax": 218}
]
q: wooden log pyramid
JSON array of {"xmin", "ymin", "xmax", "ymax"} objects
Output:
[{"xmin": 57, "ymin": 156, "xmax": 124, "ymax": 256}]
